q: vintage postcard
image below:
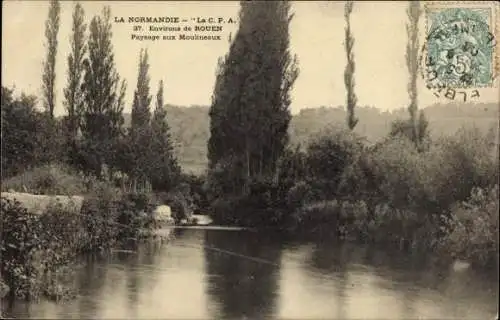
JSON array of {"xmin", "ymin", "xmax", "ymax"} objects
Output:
[{"xmin": 1, "ymin": 1, "xmax": 499, "ymax": 319}]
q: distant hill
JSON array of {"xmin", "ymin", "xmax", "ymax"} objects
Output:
[{"xmin": 124, "ymin": 103, "xmax": 498, "ymax": 174}]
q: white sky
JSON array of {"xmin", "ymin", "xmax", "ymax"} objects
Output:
[{"xmin": 2, "ymin": 1, "xmax": 498, "ymax": 116}]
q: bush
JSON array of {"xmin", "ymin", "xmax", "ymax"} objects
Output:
[
  {"xmin": 291, "ymin": 200, "xmax": 341, "ymax": 235},
  {"xmin": 1, "ymin": 87, "xmax": 67, "ymax": 179},
  {"xmin": 79, "ymin": 190, "xmax": 157, "ymax": 252},
  {"xmin": 0, "ymin": 198, "xmax": 79, "ymax": 301},
  {"xmin": 368, "ymin": 136, "xmax": 433, "ymax": 211},
  {"xmin": 337, "ymin": 200, "xmax": 370, "ymax": 240},
  {"xmin": 286, "ymin": 180, "xmax": 314, "ymax": 210},
  {"xmin": 179, "ymin": 173, "xmax": 209, "ymax": 214},
  {"xmin": 438, "ymin": 186, "xmax": 499, "ymax": 268},
  {"xmin": 208, "ymin": 177, "xmax": 285, "ymax": 227},
  {"xmin": 155, "ymin": 188, "xmax": 193, "ymax": 223},
  {"xmin": 368, "ymin": 203, "xmax": 434, "ymax": 248},
  {"xmin": 115, "ymin": 192, "xmax": 157, "ymax": 240},
  {"xmin": 369, "ymin": 126, "xmax": 498, "ymax": 215},
  {"xmin": 209, "ymin": 196, "xmax": 241, "ymax": 225},
  {"xmin": 429, "ymin": 126, "xmax": 498, "ymax": 210},
  {"xmin": 306, "ymin": 126, "xmax": 366, "ymax": 198}
]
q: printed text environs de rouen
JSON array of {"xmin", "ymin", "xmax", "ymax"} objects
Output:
[{"xmin": 114, "ymin": 16, "xmax": 237, "ymax": 41}]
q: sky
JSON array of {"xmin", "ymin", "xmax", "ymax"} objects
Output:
[{"xmin": 2, "ymin": 1, "xmax": 498, "ymax": 116}]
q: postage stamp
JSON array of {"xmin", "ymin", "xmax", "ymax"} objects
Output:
[{"xmin": 421, "ymin": 2, "xmax": 499, "ymax": 92}]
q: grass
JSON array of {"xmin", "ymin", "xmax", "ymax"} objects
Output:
[{"xmin": 1, "ymin": 164, "xmax": 88, "ymax": 196}]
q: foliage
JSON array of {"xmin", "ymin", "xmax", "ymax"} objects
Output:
[
  {"xmin": 367, "ymin": 136, "xmax": 434, "ymax": 211},
  {"xmin": 63, "ymin": 1, "xmax": 86, "ymax": 144},
  {"xmin": 208, "ymin": 0, "xmax": 299, "ymax": 200},
  {"xmin": 426, "ymin": 126, "xmax": 498, "ymax": 211},
  {"xmin": 78, "ymin": 192, "xmax": 121, "ymax": 253},
  {"xmin": 1, "ymin": 88, "xmax": 65, "ymax": 179},
  {"xmin": 285, "ymin": 180, "xmax": 315, "ymax": 210},
  {"xmin": 389, "ymin": 110, "xmax": 430, "ymax": 149},
  {"xmin": 115, "ymin": 192, "xmax": 157, "ymax": 240},
  {"xmin": 0, "ymin": 188, "xmax": 159, "ymax": 301},
  {"xmin": 366, "ymin": 125, "xmax": 496, "ymax": 215},
  {"xmin": 438, "ymin": 186, "xmax": 499, "ymax": 268},
  {"xmin": 306, "ymin": 126, "xmax": 365, "ymax": 198},
  {"xmin": 208, "ymin": 176, "xmax": 285, "ymax": 227},
  {"xmin": 129, "ymin": 49, "xmax": 153, "ymax": 187},
  {"xmin": 284, "ymin": 124, "xmax": 498, "ymax": 264},
  {"xmin": 405, "ymin": 0, "xmax": 421, "ymax": 145},
  {"xmin": 155, "ymin": 186, "xmax": 193, "ymax": 223},
  {"xmin": 344, "ymin": 0, "xmax": 358, "ymax": 130},
  {"xmin": 205, "ymin": 154, "xmax": 247, "ymax": 201},
  {"xmin": 337, "ymin": 200, "xmax": 370, "ymax": 240},
  {"xmin": 77, "ymin": 188, "xmax": 157, "ymax": 252},
  {"xmin": 80, "ymin": 6, "xmax": 126, "ymax": 178},
  {"xmin": 181, "ymin": 173, "xmax": 209, "ymax": 214},
  {"xmin": 149, "ymin": 81, "xmax": 181, "ymax": 192},
  {"xmin": 42, "ymin": 0, "xmax": 61, "ymax": 118},
  {"xmin": 290, "ymin": 200, "xmax": 341, "ymax": 236},
  {"xmin": 1, "ymin": 88, "xmax": 39, "ymax": 178},
  {"xmin": 0, "ymin": 198, "xmax": 79, "ymax": 301},
  {"xmin": 275, "ymin": 145, "xmax": 308, "ymax": 185}
]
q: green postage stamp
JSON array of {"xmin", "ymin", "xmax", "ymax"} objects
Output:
[{"xmin": 422, "ymin": 1, "xmax": 499, "ymax": 90}]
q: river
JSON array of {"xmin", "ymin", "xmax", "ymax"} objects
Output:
[{"xmin": 2, "ymin": 228, "xmax": 498, "ymax": 319}]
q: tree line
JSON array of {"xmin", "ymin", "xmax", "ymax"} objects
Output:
[
  {"xmin": 205, "ymin": 1, "xmax": 430, "ymax": 223},
  {"xmin": 2, "ymin": 1, "xmax": 180, "ymax": 192}
]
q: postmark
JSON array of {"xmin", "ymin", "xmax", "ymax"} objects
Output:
[{"xmin": 420, "ymin": 2, "xmax": 499, "ymax": 101}]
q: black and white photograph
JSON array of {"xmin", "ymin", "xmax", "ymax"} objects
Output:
[{"xmin": 1, "ymin": 1, "xmax": 499, "ymax": 319}]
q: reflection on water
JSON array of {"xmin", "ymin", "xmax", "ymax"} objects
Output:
[
  {"xmin": 2, "ymin": 229, "xmax": 498, "ymax": 319},
  {"xmin": 204, "ymin": 230, "xmax": 282, "ymax": 319}
]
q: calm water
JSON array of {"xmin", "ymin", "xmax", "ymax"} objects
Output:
[{"xmin": 2, "ymin": 228, "xmax": 498, "ymax": 319}]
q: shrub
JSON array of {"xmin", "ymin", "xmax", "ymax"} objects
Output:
[
  {"xmin": 78, "ymin": 186, "xmax": 122, "ymax": 253},
  {"xmin": 291, "ymin": 200, "xmax": 341, "ymax": 235},
  {"xmin": 368, "ymin": 136, "xmax": 433, "ymax": 211},
  {"xmin": 306, "ymin": 126, "xmax": 366, "ymax": 198},
  {"xmin": 428, "ymin": 126, "xmax": 498, "ymax": 210},
  {"xmin": 369, "ymin": 203, "xmax": 430, "ymax": 248},
  {"xmin": 286, "ymin": 180, "xmax": 314, "ymax": 210},
  {"xmin": 209, "ymin": 196, "xmax": 242, "ymax": 225},
  {"xmin": 0, "ymin": 197, "xmax": 79, "ymax": 301},
  {"xmin": 337, "ymin": 200, "xmax": 370, "ymax": 240},
  {"xmin": 366, "ymin": 125, "xmax": 498, "ymax": 224},
  {"xmin": 208, "ymin": 177, "xmax": 285, "ymax": 227},
  {"xmin": 179, "ymin": 173, "xmax": 209, "ymax": 212},
  {"xmin": 438, "ymin": 185, "xmax": 499, "ymax": 268},
  {"xmin": 1, "ymin": 188, "xmax": 159, "ymax": 302},
  {"xmin": 155, "ymin": 188, "xmax": 193, "ymax": 223},
  {"xmin": 115, "ymin": 192, "xmax": 157, "ymax": 240},
  {"xmin": 1, "ymin": 87, "xmax": 68, "ymax": 180}
]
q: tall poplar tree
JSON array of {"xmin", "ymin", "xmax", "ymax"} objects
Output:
[
  {"xmin": 406, "ymin": 1, "xmax": 421, "ymax": 145},
  {"xmin": 344, "ymin": 0, "xmax": 358, "ymax": 130},
  {"xmin": 129, "ymin": 49, "xmax": 153, "ymax": 189},
  {"xmin": 63, "ymin": 2, "xmax": 86, "ymax": 144},
  {"xmin": 150, "ymin": 80, "xmax": 181, "ymax": 191},
  {"xmin": 208, "ymin": 1, "xmax": 299, "ymax": 194},
  {"xmin": 42, "ymin": 0, "xmax": 61, "ymax": 118},
  {"xmin": 81, "ymin": 6, "xmax": 125, "ymax": 178}
]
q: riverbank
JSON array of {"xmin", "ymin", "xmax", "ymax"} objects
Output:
[
  {"xmin": 207, "ymin": 127, "xmax": 499, "ymax": 271},
  {"xmin": 209, "ymin": 188, "xmax": 499, "ymax": 272},
  {"xmin": 0, "ymin": 188, "xmax": 176, "ymax": 302}
]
